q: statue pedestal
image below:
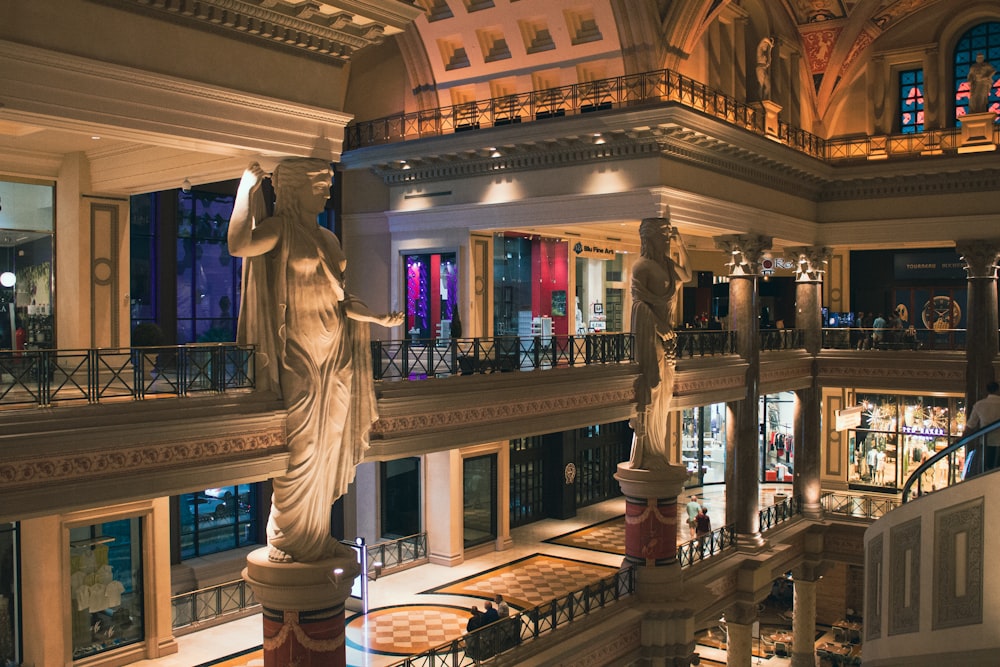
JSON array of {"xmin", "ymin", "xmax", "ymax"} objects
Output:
[
  {"xmin": 615, "ymin": 462, "xmax": 689, "ymax": 569},
  {"xmin": 243, "ymin": 547, "xmax": 360, "ymax": 667},
  {"xmin": 958, "ymin": 111, "xmax": 998, "ymax": 153},
  {"xmin": 753, "ymin": 100, "xmax": 783, "ymax": 141}
]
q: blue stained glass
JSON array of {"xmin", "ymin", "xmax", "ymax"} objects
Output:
[
  {"xmin": 899, "ymin": 68, "xmax": 924, "ymax": 133},
  {"xmin": 953, "ymin": 22, "xmax": 1000, "ymax": 126}
]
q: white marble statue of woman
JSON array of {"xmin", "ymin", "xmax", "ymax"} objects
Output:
[
  {"xmin": 629, "ymin": 215, "xmax": 692, "ymax": 470},
  {"xmin": 228, "ymin": 159, "xmax": 402, "ymax": 563}
]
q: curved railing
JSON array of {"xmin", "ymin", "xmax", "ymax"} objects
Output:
[
  {"xmin": 0, "ymin": 343, "xmax": 255, "ymax": 409},
  {"xmin": 900, "ymin": 419, "xmax": 1000, "ymax": 502},
  {"xmin": 383, "ymin": 566, "xmax": 636, "ymax": 667},
  {"xmin": 346, "ymin": 66, "xmax": 1000, "ymax": 162}
]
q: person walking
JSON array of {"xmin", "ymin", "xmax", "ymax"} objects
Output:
[
  {"xmin": 685, "ymin": 495, "xmax": 701, "ymax": 539},
  {"xmin": 964, "ymin": 381, "xmax": 1000, "ymax": 471}
]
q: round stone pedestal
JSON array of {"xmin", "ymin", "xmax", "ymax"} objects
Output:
[
  {"xmin": 243, "ymin": 547, "xmax": 360, "ymax": 667},
  {"xmin": 615, "ymin": 462, "xmax": 689, "ymax": 567}
]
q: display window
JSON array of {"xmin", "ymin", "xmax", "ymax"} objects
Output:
[
  {"xmin": 405, "ymin": 252, "xmax": 458, "ymax": 340},
  {"xmin": 69, "ymin": 518, "xmax": 144, "ymax": 660},
  {"xmin": 761, "ymin": 392, "xmax": 795, "ymax": 484},
  {"xmin": 494, "ymin": 233, "xmax": 569, "ymax": 336},
  {"xmin": 178, "ymin": 484, "xmax": 260, "ymax": 559},
  {"xmin": 0, "ymin": 180, "xmax": 55, "ymax": 351},
  {"xmin": 681, "ymin": 403, "xmax": 727, "ymax": 487},
  {"xmin": 0, "ymin": 523, "xmax": 20, "ymax": 666},
  {"xmin": 847, "ymin": 393, "xmax": 965, "ymax": 493}
]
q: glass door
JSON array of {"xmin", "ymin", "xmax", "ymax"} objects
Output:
[{"xmin": 463, "ymin": 454, "xmax": 497, "ymax": 548}]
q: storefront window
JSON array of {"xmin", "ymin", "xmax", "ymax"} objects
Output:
[
  {"xmin": 69, "ymin": 518, "xmax": 144, "ymax": 660},
  {"xmin": 574, "ymin": 244, "xmax": 624, "ymax": 333},
  {"xmin": 405, "ymin": 252, "xmax": 457, "ymax": 340},
  {"xmin": 380, "ymin": 459, "xmax": 421, "ymax": 539},
  {"xmin": 0, "ymin": 180, "xmax": 55, "ymax": 351},
  {"xmin": 682, "ymin": 403, "xmax": 727, "ymax": 487},
  {"xmin": 494, "ymin": 233, "xmax": 570, "ymax": 336},
  {"xmin": 848, "ymin": 393, "xmax": 965, "ymax": 492},
  {"xmin": 0, "ymin": 523, "xmax": 20, "ymax": 667},
  {"xmin": 178, "ymin": 484, "xmax": 259, "ymax": 559},
  {"xmin": 463, "ymin": 455, "xmax": 497, "ymax": 548},
  {"xmin": 761, "ymin": 392, "xmax": 795, "ymax": 483}
]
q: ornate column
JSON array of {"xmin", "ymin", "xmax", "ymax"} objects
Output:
[
  {"xmin": 724, "ymin": 601, "xmax": 757, "ymax": 667},
  {"xmin": 243, "ymin": 548, "xmax": 359, "ymax": 667},
  {"xmin": 787, "ymin": 246, "xmax": 830, "ymax": 519},
  {"xmin": 790, "ymin": 571, "xmax": 820, "ymax": 667},
  {"xmin": 956, "ymin": 242, "xmax": 1000, "ymax": 407},
  {"xmin": 716, "ymin": 234, "xmax": 771, "ymax": 545}
]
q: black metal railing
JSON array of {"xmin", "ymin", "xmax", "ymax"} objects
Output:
[
  {"xmin": 676, "ymin": 329, "xmax": 738, "ymax": 357},
  {"xmin": 0, "ymin": 343, "xmax": 255, "ymax": 409},
  {"xmin": 820, "ymin": 492, "xmax": 900, "ymax": 520},
  {"xmin": 171, "ymin": 578, "xmax": 258, "ymax": 632},
  {"xmin": 383, "ymin": 566, "xmax": 635, "ymax": 667},
  {"xmin": 760, "ymin": 328, "xmax": 803, "ymax": 351},
  {"xmin": 675, "ymin": 524, "xmax": 738, "ymax": 568},
  {"xmin": 821, "ymin": 327, "xmax": 966, "ymax": 351},
  {"xmin": 367, "ymin": 532, "xmax": 428, "ymax": 576},
  {"xmin": 346, "ymin": 66, "xmax": 1000, "ymax": 163},
  {"xmin": 758, "ymin": 495, "xmax": 801, "ymax": 532}
]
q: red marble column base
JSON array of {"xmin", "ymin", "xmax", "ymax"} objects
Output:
[
  {"xmin": 616, "ymin": 462, "xmax": 688, "ymax": 567},
  {"xmin": 262, "ymin": 606, "xmax": 346, "ymax": 667}
]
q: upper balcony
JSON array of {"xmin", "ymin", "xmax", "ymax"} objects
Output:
[
  {"xmin": 345, "ymin": 66, "xmax": 998, "ymax": 165},
  {"xmin": 0, "ymin": 329, "xmax": 972, "ymax": 521}
]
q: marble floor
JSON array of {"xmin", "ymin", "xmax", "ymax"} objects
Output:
[{"xmin": 135, "ymin": 484, "xmax": 798, "ymax": 667}]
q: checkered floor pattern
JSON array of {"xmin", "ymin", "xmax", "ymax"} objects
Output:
[
  {"xmin": 544, "ymin": 515, "xmax": 626, "ymax": 554},
  {"xmin": 346, "ymin": 604, "xmax": 470, "ymax": 655},
  {"xmin": 423, "ymin": 553, "xmax": 618, "ymax": 610}
]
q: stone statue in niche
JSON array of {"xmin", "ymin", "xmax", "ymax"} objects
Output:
[
  {"xmin": 228, "ymin": 159, "xmax": 403, "ymax": 563},
  {"xmin": 967, "ymin": 52, "xmax": 996, "ymax": 114},
  {"xmin": 629, "ymin": 213, "xmax": 692, "ymax": 470},
  {"xmin": 756, "ymin": 36, "xmax": 775, "ymax": 101}
]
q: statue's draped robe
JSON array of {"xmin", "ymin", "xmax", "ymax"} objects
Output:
[
  {"xmin": 630, "ymin": 256, "xmax": 677, "ymax": 468},
  {"xmin": 238, "ymin": 208, "xmax": 376, "ymax": 562}
]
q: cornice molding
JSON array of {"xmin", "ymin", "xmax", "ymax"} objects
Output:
[{"xmin": 87, "ymin": 0, "xmax": 423, "ymax": 61}]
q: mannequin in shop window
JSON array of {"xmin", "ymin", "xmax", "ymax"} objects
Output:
[
  {"xmin": 229, "ymin": 159, "xmax": 403, "ymax": 563},
  {"xmin": 628, "ymin": 212, "xmax": 692, "ymax": 470}
]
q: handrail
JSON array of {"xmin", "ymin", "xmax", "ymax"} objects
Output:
[
  {"xmin": 758, "ymin": 494, "xmax": 800, "ymax": 531},
  {"xmin": 366, "ymin": 532, "xmax": 427, "ymax": 576},
  {"xmin": 821, "ymin": 491, "xmax": 900, "ymax": 520},
  {"xmin": 821, "ymin": 327, "xmax": 966, "ymax": 351},
  {"xmin": 675, "ymin": 524, "xmax": 738, "ymax": 568},
  {"xmin": 346, "ymin": 66, "xmax": 1000, "ymax": 163},
  {"xmin": 901, "ymin": 418, "xmax": 1000, "ymax": 502},
  {"xmin": 0, "ymin": 343, "xmax": 255, "ymax": 409},
  {"xmin": 170, "ymin": 578, "xmax": 257, "ymax": 631},
  {"xmin": 383, "ymin": 565, "xmax": 636, "ymax": 667}
]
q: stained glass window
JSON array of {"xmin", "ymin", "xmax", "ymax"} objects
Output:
[
  {"xmin": 899, "ymin": 68, "xmax": 924, "ymax": 133},
  {"xmin": 953, "ymin": 22, "xmax": 1000, "ymax": 124}
]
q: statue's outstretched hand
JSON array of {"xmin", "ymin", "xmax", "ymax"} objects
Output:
[{"xmin": 381, "ymin": 311, "xmax": 405, "ymax": 327}]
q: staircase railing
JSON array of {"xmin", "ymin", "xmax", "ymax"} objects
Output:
[{"xmin": 901, "ymin": 418, "xmax": 1000, "ymax": 502}]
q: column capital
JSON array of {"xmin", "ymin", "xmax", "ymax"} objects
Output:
[
  {"xmin": 784, "ymin": 246, "xmax": 831, "ymax": 282},
  {"xmin": 956, "ymin": 241, "xmax": 1000, "ymax": 278},
  {"xmin": 715, "ymin": 234, "xmax": 773, "ymax": 276},
  {"xmin": 726, "ymin": 600, "xmax": 758, "ymax": 625}
]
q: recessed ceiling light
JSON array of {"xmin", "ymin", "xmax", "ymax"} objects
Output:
[{"xmin": 91, "ymin": 135, "xmax": 101, "ymax": 140}]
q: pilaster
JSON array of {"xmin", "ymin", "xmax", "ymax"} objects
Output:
[
  {"xmin": 724, "ymin": 600, "xmax": 758, "ymax": 667},
  {"xmin": 956, "ymin": 241, "xmax": 1000, "ymax": 408}
]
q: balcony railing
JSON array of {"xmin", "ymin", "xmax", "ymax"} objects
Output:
[
  {"xmin": 384, "ymin": 566, "xmax": 635, "ymax": 667},
  {"xmin": 346, "ymin": 67, "xmax": 1000, "ymax": 163},
  {"xmin": 367, "ymin": 532, "xmax": 428, "ymax": 576},
  {"xmin": 171, "ymin": 578, "xmax": 258, "ymax": 633},
  {"xmin": 758, "ymin": 494, "xmax": 801, "ymax": 532},
  {"xmin": 675, "ymin": 524, "xmax": 738, "ymax": 568},
  {"xmin": 820, "ymin": 492, "xmax": 901, "ymax": 520},
  {"xmin": 821, "ymin": 327, "xmax": 966, "ymax": 351},
  {"xmin": 0, "ymin": 343, "xmax": 255, "ymax": 409}
]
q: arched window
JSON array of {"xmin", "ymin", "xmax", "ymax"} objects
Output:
[{"xmin": 953, "ymin": 21, "xmax": 1000, "ymax": 124}]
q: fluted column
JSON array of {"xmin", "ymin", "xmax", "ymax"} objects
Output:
[
  {"xmin": 725, "ymin": 601, "xmax": 757, "ymax": 667},
  {"xmin": 791, "ymin": 574, "xmax": 818, "ymax": 667},
  {"xmin": 787, "ymin": 246, "xmax": 830, "ymax": 519},
  {"xmin": 716, "ymin": 234, "xmax": 771, "ymax": 545}
]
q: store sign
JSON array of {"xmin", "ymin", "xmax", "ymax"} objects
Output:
[
  {"xmin": 835, "ymin": 406, "xmax": 863, "ymax": 430},
  {"xmin": 901, "ymin": 425, "xmax": 947, "ymax": 437},
  {"xmin": 893, "ymin": 252, "xmax": 966, "ymax": 280},
  {"xmin": 573, "ymin": 241, "xmax": 618, "ymax": 259}
]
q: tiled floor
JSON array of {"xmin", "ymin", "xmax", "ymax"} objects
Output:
[{"xmin": 135, "ymin": 484, "xmax": 794, "ymax": 667}]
